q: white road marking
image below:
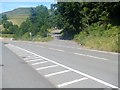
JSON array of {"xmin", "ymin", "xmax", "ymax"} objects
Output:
[
  {"xmin": 43, "ymin": 43, "xmax": 118, "ymax": 55},
  {"xmin": 18, "ymin": 53, "xmax": 29, "ymax": 56},
  {"xmin": 57, "ymin": 77, "xmax": 88, "ymax": 87},
  {"xmin": 24, "ymin": 57, "xmax": 40, "ymax": 60},
  {"xmin": 25, "ymin": 55, "xmax": 36, "ymax": 58},
  {"xmin": 49, "ymin": 48, "xmax": 64, "ymax": 52},
  {"xmin": 32, "ymin": 61, "xmax": 48, "ymax": 65},
  {"xmin": 26, "ymin": 59, "xmax": 43, "ymax": 62},
  {"xmin": 36, "ymin": 65, "xmax": 58, "ymax": 70},
  {"xmin": 6, "ymin": 44, "xmax": 118, "ymax": 88},
  {"xmin": 45, "ymin": 70, "xmax": 71, "ymax": 77},
  {"xmin": 74, "ymin": 53, "xmax": 108, "ymax": 61}
]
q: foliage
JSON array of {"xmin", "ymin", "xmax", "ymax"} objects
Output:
[
  {"xmin": 33, "ymin": 35, "xmax": 53, "ymax": 42},
  {"xmin": 57, "ymin": 2, "xmax": 120, "ymax": 52},
  {"xmin": 74, "ymin": 23, "xmax": 120, "ymax": 52},
  {"xmin": 0, "ymin": 8, "xmax": 31, "ymax": 26},
  {"xmin": 1, "ymin": 14, "xmax": 19, "ymax": 35},
  {"xmin": 57, "ymin": 2, "xmax": 120, "ymax": 39},
  {"xmin": 13, "ymin": 5, "xmax": 52, "ymax": 40},
  {"xmin": 1, "ymin": 34, "xmax": 14, "ymax": 38}
]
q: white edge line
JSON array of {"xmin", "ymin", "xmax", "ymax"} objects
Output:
[
  {"xmin": 8, "ymin": 44, "xmax": 118, "ymax": 88},
  {"xmin": 36, "ymin": 65, "xmax": 58, "ymax": 70},
  {"xmin": 57, "ymin": 77, "xmax": 88, "ymax": 87},
  {"xmin": 45, "ymin": 70, "xmax": 71, "ymax": 77},
  {"xmin": 32, "ymin": 61, "xmax": 48, "ymax": 65},
  {"xmin": 26, "ymin": 59, "xmax": 43, "ymax": 62},
  {"xmin": 74, "ymin": 53, "xmax": 108, "ymax": 61}
]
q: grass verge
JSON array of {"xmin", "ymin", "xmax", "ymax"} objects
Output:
[
  {"xmin": 32, "ymin": 36, "xmax": 53, "ymax": 42},
  {"xmin": 74, "ymin": 23, "xmax": 120, "ymax": 53},
  {"xmin": 1, "ymin": 34, "xmax": 14, "ymax": 38}
]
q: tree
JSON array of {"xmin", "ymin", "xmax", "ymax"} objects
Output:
[
  {"xmin": 56, "ymin": 2, "xmax": 120, "ymax": 39},
  {"xmin": 2, "ymin": 14, "xmax": 7, "ymax": 23},
  {"xmin": 17, "ymin": 5, "xmax": 51, "ymax": 39}
]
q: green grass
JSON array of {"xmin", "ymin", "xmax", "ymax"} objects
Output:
[
  {"xmin": 1, "ymin": 34, "xmax": 14, "ymax": 38},
  {"xmin": 32, "ymin": 36, "xmax": 53, "ymax": 42},
  {"xmin": 84, "ymin": 37, "xmax": 118, "ymax": 52},
  {"xmin": 14, "ymin": 32, "xmax": 53, "ymax": 42}
]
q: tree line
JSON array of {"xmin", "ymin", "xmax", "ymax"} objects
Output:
[
  {"xmin": 1, "ymin": 5, "xmax": 56, "ymax": 40},
  {"xmin": 1, "ymin": 2, "xmax": 120, "ymax": 45},
  {"xmin": 1, "ymin": 14, "xmax": 19, "ymax": 34},
  {"xmin": 55, "ymin": 2, "xmax": 120, "ymax": 39}
]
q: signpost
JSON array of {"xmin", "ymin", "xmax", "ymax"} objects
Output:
[{"xmin": 29, "ymin": 32, "xmax": 32, "ymax": 41}]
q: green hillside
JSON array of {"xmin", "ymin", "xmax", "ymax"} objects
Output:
[{"xmin": 0, "ymin": 8, "xmax": 31, "ymax": 26}]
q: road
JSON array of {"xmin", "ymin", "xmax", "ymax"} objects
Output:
[
  {"xmin": 0, "ymin": 33, "xmax": 119, "ymax": 88},
  {"xmin": 1, "ymin": 43, "xmax": 55, "ymax": 88}
]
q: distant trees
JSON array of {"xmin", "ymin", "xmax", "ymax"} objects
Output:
[
  {"xmin": 1, "ymin": 14, "xmax": 19, "ymax": 34},
  {"xmin": 2, "ymin": 2, "xmax": 119, "ymax": 42},
  {"xmin": 14, "ymin": 5, "xmax": 51, "ymax": 39},
  {"xmin": 2, "ymin": 14, "xmax": 7, "ymax": 22},
  {"xmin": 1, "ymin": 5, "xmax": 55, "ymax": 40}
]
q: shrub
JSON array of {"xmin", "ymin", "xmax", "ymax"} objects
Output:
[
  {"xmin": 22, "ymin": 32, "xmax": 30, "ymax": 40},
  {"xmin": 74, "ymin": 23, "xmax": 119, "ymax": 52}
]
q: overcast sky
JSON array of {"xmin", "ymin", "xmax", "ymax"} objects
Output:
[{"xmin": 0, "ymin": 0, "xmax": 56, "ymax": 13}]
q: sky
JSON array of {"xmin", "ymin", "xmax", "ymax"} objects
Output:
[{"xmin": 0, "ymin": 0, "xmax": 57, "ymax": 13}]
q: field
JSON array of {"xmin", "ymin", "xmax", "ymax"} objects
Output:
[{"xmin": 8, "ymin": 14, "xmax": 29, "ymax": 26}]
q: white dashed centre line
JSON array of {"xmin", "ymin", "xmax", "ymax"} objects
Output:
[
  {"xmin": 32, "ymin": 61, "xmax": 48, "ymax": 65},
  {"xmin": 49, "ymin": 48, "xmax": 64, "ymax": 52},
  {"xmin": 74, "ymin": 53, "xmax": 108, "ymax": 61},
  {"xmin": 45, "ymin": 70, "xmax": 71, "ymax": 77},
  {"xmin": 6, "ymin": 44, "xmax": 118, "ymax": 88},
  {"xmin": 57, "ymin": 77, "xmax": 88, "ymax": 87},
  {"xmin": 36, "ymin": 45, "xmax": 45, "ymax": 48}
]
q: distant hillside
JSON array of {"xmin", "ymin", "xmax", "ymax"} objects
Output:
[{"xmin": 0, "ymin": 8, "xmax": 32, "ymax": 26}]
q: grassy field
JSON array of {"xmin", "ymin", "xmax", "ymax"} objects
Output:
[
  {"xmin": 8, "ymin": 14, "xmax": 29, "ymax": 26},
  {"xmin": 0, "ymin": 8, "xmax": 31, "ymax": 26}
]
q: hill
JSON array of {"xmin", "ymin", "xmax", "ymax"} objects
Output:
[{"xmin": 0, "ymin": 8, "xmax": 31, "ymax": 26}]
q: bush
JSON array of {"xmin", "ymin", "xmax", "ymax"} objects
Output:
[
  {"xmin": 74, "ymin": 23, "xmax": 119, "ymax": 52},
  {"xmin": 21, "ymin": 32, "xmax": 30, "ymax": 40},
  {"xmin": 38, "ymin": 25, "xmax": 49, "ymax": 37}
]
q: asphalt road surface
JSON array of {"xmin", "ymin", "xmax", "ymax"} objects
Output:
[{"xmin": 0, "ymin": 35, "xmax": 119, "ymax": 88}]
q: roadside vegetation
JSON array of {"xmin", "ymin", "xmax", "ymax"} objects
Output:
[
  {"xmin": 1, "ymin": 34, "xmax": 14, "ymax": 38},
  {"xmin": 56, "ymin": 2, "xmax": 120, "ymax": 52},
  {"xmin": 0, "ymin": 2, "xmax": 120, "ymax": 52},
  {"xmin": 74, "ymin": 23, "xmax": 119, "ymax": 52},
  {"xmin": 0, "ymin": 5, "xmax": 54, "ymax": 42}
]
